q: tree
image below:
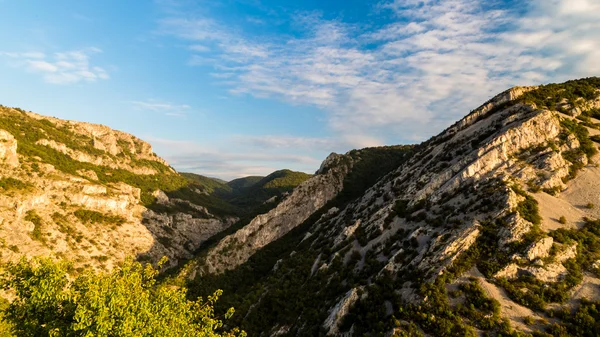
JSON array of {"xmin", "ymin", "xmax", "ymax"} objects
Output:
[{"xmin": 0, "ymin": 257, "xmax": 245, "ymax": 337}]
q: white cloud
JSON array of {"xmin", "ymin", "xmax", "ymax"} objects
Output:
[
  {"xmin": 1, "ymin": 48, "xmax": 109, "ymax": 84},
  {"xmin": 147, "ymin": 137, "xmax": 320, "ymax": 180},
  {"xmin": 131, "ymin": 100, "xmax": 191, "ymax": 116},
  {"xmin": 162, "ymin": 0, "xmax": 600, "ymax": 144}
]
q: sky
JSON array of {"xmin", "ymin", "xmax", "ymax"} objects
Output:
[{"xmin": 1, "ymin": 0, "xmax": 599, "ymax": 180}]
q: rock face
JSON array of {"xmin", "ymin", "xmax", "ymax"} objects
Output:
[
  {"xmin": 525, "ymin": 237, "xmax": 554, "ymax": 261},
  {"xmin": 202, "ymin": 153, "xmax": 354, "ymax": 274},
  {"xmin": 0, "ymin": 129, "xmax": 19, "ymax": 167},
  {"xmin": 323, "ymin": 288, "xmax": 362, "ymax": 336}
]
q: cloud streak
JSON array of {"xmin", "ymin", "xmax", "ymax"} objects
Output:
[
  {"xmin": 131, "ymin": 100, "xmax": 192, "ymax": 116},
  {"xmin": 160, "ymin": 0, "xmax": 600, "ymax": 144},
  {"xmin": 1, "ymin": 47, "xmax": 109, "ymax": 84}
]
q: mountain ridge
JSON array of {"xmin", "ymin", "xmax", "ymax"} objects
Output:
[{"xmin": 183, "ymin": 77, "xmax": 600, "ymax": 336}]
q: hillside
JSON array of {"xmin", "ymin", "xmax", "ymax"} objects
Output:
[
  {"xmin": 0, "ymin": 106, "xmax": 243, "ymax": 270},
  {"xmin": 184, "ymin": 78, "xmax": 600, "ymax": 336}
]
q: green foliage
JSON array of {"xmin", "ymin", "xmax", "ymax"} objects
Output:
[
  {"xmin": 24, "ymin": 211, "xmax": 43, "ymax": 242},
  {"xmin": 73, "ymin": 209, "xmax": 126, "ymax": 226},
  {"xmin": 221, "ymin": 169, "xmax": 312, "ymax": 211},
  {"xmin": 187, "ymin": 146, "xmax": 414, "ymax": 336},
  {"xmin": 226, "ymin": 176, "xmax": 263, "ymax": 190},
  {"xmin": 181, "ymin": 173, "xmax": 233, "ymax": 195},
  {"xmin": 517, "ymin": 77, "xmax": 600, "ymax": 110},
  {"xmin": 0, "ymin": 178, "xmax": 31, "ymax": 192},
  {"xmin": 560, "ymin": 118, "xmax": 598, "ymax": 159},
  {"xmin": 261, "ymin": 170, "xmax": 312, "ymax": 190},
  {"xmin": 544, "ymin": 299, "xmax": 600, "ymax": 336},
  {"xmin": 0, "ymin": 257, "xmax": 245, "ymax": 337},
  {"xmin": 559, "ymin": 216, "xmax": 567, "ymax": 224},
  {"xmin": 586, "ymin": 202, "xmax": 595, "ymax": 209},
  {"xmin": 512, "ymin": 185, "xmax": 542, "ymax": 225},
  {"xmin": 0, "ymin": 297, "xmax": 13, "ymax": 337},
  {"xmin": 454, "ymin": 278, "xmax": 502, "ymax": 330}
]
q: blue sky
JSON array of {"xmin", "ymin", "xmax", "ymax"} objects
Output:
[{"xmin": 1, "ymin": 0, "xmax": 599, "ymax": 180}]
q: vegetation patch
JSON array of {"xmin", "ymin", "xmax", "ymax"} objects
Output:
[
  {"xmin": 73, "ymin": 209, "xmax": 126, "ymax": 226},
  {"xmin": 0, "ymin": 177, "xmax": 32, "ymax": 192},
  {"xmin": 0, "ymin": 258, "xmax": 245, "ymax": 336},
  {"xmin": 24, "ymin": 210, "xmax": 44, "ymax": 242}
]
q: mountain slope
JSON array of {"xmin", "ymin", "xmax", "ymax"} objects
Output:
[
  {"xmin": 186, "ymin": 78, "xmax": 600, "ymax": 336},
  {"xmin": 0, "ymin": 106, "xmax": 239, "ymax": 269}
]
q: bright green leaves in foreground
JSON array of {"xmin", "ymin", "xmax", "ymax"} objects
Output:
[{"xmin": 0, "ymin": 258, "xmax": 245, "ymax": 337}]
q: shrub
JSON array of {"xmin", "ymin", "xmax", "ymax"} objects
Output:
[
  {"xmin": 524, "ymin": 316, "xmax": 535, "ymax": 326},
  {"xmin": 0, "ymin": 257, "xmax": 245, "ymax": 337},
  {"xmin": 586, "ymin": 203, "xmax": 595, "ymax": 209},
  {"xmin": 0, "ymin": 177, "xmax": 31, "ymax": 192},
  {"xmin": 74, "ymin": 209, "xmax": 126, "ymax": 226},
  {"xmin": 24, "ymin": 210, "xmax": 44, "ymax": 242},
  {"xmin": 559, "ymin": 216, "xmax": 567, "ymax": 224}
]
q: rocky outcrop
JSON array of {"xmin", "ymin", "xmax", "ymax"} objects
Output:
[
  {"xmin": 202, "ymin": 153, "xmax": 354, "ymax": 274},
  {"xmin": 323, "ymin": 287, "xmax": 362, "ymax": 336},
  {"xmin": 525, "ymin": 237, "xmax": 554, "ymax": 261},
  {"xmin": 0, "ymin": 130, "xmax": 19, "ymax": 167}
]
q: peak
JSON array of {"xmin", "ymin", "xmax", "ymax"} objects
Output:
[{"xmin": 316, "ymin": 152, "xmax": 342, "ymax": 174}]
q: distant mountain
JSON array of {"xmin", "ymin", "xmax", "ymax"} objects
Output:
[{"xmin": 228, "ymin": 176, "xmax": 264, "ymax": 190}]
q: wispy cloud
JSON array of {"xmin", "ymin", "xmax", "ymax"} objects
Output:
[
  {"xmin": 160, "ymin": 0, "xmax": 600, "ymax": 143},
  {"xmin": 1, "ymin": 47, "xmax": 109, "ymax": 84},
  {"xmin": 237, "ymin": 134, "xmax": 383, "ymax": 151},
  {"xmin": 131, "ymin": 100, "xmax": 191, "ymax": 116},
  {"xmin": 147, "ymin": 137, "xmax": 320, "ymax": 180}
]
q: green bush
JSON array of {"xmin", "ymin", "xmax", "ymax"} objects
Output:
[
  {"xmin": 73, "ymin": 209, "xmax": 126, "ymax": 226},
  {"xmin": 0, "ymin": 257, "xmax": 245, "ymax": 337},
  {"xmin": 0, "ymin": 178, "xmax": 31, "ymax": 192},
  {"xmin": 516, "ymin": 193, "xmax": 542, "ymax": 225},
  {"xmin": 24, "ymin": 210, "xmax": 44, "ymax": 242}
]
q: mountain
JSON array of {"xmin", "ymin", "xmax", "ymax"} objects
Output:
[
  {"xmin": 0, "ymin": 106, "xmax": 306, "ymax": 271},
  {"xmin": 182, "ymin": 78, "xmax": 600, "ymax": 336}
]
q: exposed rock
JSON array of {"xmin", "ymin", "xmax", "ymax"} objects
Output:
[
  {"xmin": 556, "ymin": 243, "xmax": 578, "ymax": 263},
  {"xmin": 152, "ymin": 190, "xmax": 170, "ymax": 204},
  {"xmin": 495, "ymin": 263, "xmax": 519, "ymax": 279},
  {"xmin": 202, "ymin": 153, "xmax": 354, "ymax": 274},
  {"xmin": 77, "ymin": 169, "xmax": 99, "ymax": 181},
  {"xmin": 323, "ymin": 288, "xmax": 362, "ymax": 336},
  {"xmin": 526, "ymin": 262, "xmax": 568, "ymax": 283},
  {"xmin": 498, "ymin": 213, "xmax": 533, "ymax": 247},
  {"xmin": 0, "ymin": 130, "xmax": 19, "ymax": 167},
  {"xmin": 525, "ymin": 237, "xmax": 554, "ymax": 261}
]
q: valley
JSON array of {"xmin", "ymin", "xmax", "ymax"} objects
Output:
[{"xmin": 1, "ymin": 78, "xmax": 600, "ymax": 336}]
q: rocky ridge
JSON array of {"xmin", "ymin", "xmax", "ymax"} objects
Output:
[{"xmin": 189, "ymin": 78, "xmax": 600, "ymax": 336}]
